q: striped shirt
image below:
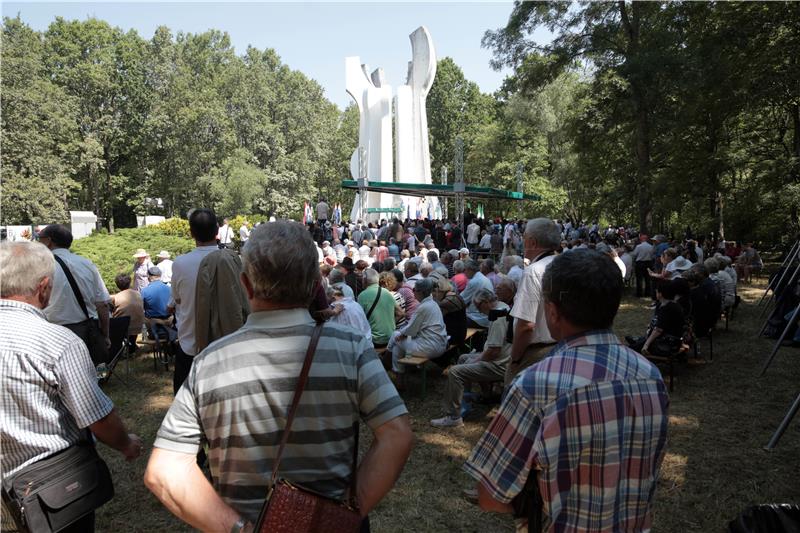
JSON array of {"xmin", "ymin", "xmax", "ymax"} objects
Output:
[
  {"xmin": 464, "ymin": 330, "xmax": 669, "ymax": 532},
  {"xmin": 154, "ymin": 309, "xmax": 407, "ymax": 522},
  {"xmin": 0, "ymin": 299, "xmax": 114, "ymax": 480}
]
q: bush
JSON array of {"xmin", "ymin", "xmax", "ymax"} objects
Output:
[
  {"xmin": 71, "ymin": 226, "xmax": 194, "ymax": 291},
  {"xmin": 153, "ymin": 217, "xmax": 191, "ymax": 238}
]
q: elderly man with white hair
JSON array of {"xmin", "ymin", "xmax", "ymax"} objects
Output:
[
  {"xmin": 508, "ymin": 218, "xmax": 561, "ymax": 386},
  {"xmin": 1, "ymin": 242, "xmax": 142, "ymax": 532},
  {"xmin": 388, "ymin": 277, "xmax": 449, "ymax": 373}
]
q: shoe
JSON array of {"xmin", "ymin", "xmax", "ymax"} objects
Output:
[
  {"xmin": 461, "ymin": 487, "xmax": 479, "ymax": 504},
  {"xmin": 430, "ymin": 415, "xmax": 464, "ymax": 428},
  {"xmin": 96, "ymin": 363, "xmax": 110, "ymax": 381}
]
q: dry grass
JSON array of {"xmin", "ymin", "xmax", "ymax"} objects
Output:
[{"xmin": 97, "ymin": 281, "xmax": 800, "ymax": 532}]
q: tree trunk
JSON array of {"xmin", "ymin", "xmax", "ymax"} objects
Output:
[{"xmin": 717, "ymin": 191, "xmax": 725, "ymax": 241}]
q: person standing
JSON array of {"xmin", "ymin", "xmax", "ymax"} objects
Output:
[
  {"xmin": 132, "ymin": 249, "xmax": 154, "ymax": 292},
  {"xmin": 168, "ymin": 208, "xmax": 220, "ymax": 394},
  {"xmin": 217, "ymin": 217, "xmax": 233, "ymax": 248},
  {"xmin": 238, "ymin": 220, "xmax": 250, "ymax": 244},
  {"xmin": 156, "ymin": 250, "xmax": 173, "ymax": 284},
  {"xmin": 464, "ymin": 249, "xmax": 669, "ymax": 532},
  {"xmin": 466, "ymin": 220, "xmax": 481, "ymax": 251},
  {"xmin": 316, "ymin": 197, "xmax": 330, "ymax": 225},
  {"xmin": 508, "ymin": 219, "xmax": 560, "ymax": 385},
  {"xmin": 144, "ymin": 221, "xmax": 412, "ymax": 532},
  {"xmin": 1, "ymin": 241, "xmax": 143, "ymax": 533},
  {"xmin": 632, "ymin": 234, "xmax": 655, "ymax": 298},
  {"xmin": 38, "ymin": 224, "xmax": 112, "ymax": 367}
]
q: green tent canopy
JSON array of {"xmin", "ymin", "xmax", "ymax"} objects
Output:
[{"xmin": 340, "ymin": 180, "xmax": 541, "ymax": 201}]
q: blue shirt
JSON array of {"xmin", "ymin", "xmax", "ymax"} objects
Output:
[{"xmin": 141, "ymin": 280, "xmax": 171, "ymax": 318}]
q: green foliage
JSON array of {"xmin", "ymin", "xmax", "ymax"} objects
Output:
[
  {"xmin": 1, "ymin": 16, "xmax": 358, "ymax": 227},
  {"xmin": 70, "ymin": 226, "xmax": 194, "ymax": 290},
  {"xmin": 152, "ymin": 217, "xmax": 190, "ymax": 238}
]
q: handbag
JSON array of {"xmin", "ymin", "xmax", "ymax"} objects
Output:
[
  {"xmin": 254, "ymin": 322, "xmax": 363, "ymax": 533},
  {"xmin": 53, "ymin": 256, "xmax": 109, "ymax": 365},
  {"xmin": 2, "ymin": 438, "xmax": 114, "ymax": 532}
]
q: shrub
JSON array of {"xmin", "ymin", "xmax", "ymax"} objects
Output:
[
  {"xmin": 71, "ymin": 226, "xmax": 194, "ymax": 291},
  {"xmin": 153, "ymin": 217, "xmax": 191, "ymax": 238}
]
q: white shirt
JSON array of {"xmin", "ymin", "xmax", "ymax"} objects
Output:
[
  {"xmin": 696, "ymin": 246, "xmax": 704, "ymax": 263},
  {"xmin": 330, "ymin": 297, "xmax": 372, "ymax": 343},
  {"xmin": 621, "ymin": 253, "xmax": 634, "ymax": 281},
  {"xmin": 44, "ymin": 248, "xmax": 110, "ymax": 325},
  {"xmin": 466, "ymin": 223, "xmax": 481, "ymax": 244},
  {"xmin": 171, "ymin": 245, "xmax": 219, "ymax": 356},
  {"xmin": 158, "ymin": 259, "xmax": 174, "ymax": 284},
  {"xmin": 478, "ymin": 234, "xmax": 492, "ymax": 249},
  {"xmin": 510, "ymin": 254, "xmax": 556, "ymax": 344},
  {"xmin": 239, "ymin": 225, "xmax": 250, "ymax": 241},
  {"xmin": 217, "ymin": 224, "xmax": 233, "ymax": 244},
  {"xmin": 614, "ymin": 256, "xmax": 627, "ymax": 278}
]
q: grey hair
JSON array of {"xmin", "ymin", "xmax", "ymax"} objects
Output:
[
  {"xmin": 513, "ymin": 255, "xmax": 524, "ymax": 268},
  {"xmin": 329, "ymin": 268, "xmax": 345, "ymax": 284},
  {"xmin": 413, "ymin": 277, "xmax": 435, "ymax": 299},
  {"xmin": 363, "ymin": 268, "xmax": 379, "ymax": 286},
  {"xmin": 704, "ymin": 257, "xmax": 720, "ymax": 273},
  {"xmin": 473, "ymin": 288, "xmax": 497, "ymax": 307},
  {"xmin": 241, "ymin": 221, "xmax": 319, "ymax": 305},
  {"xmin": 0, "ymin": 241, "xmax": 55, "ymax": 297},
  {"xmin": 523, "ymin": 218, "xmax": 561, "ymax": 250},
  {"xmin": 464, "ymin": 259, "xmax": 479, "ymax": 272},
  {"xmin": 419, "ymin": 262, "xmax": 433, "ymax": 276},
  {"xmin": 498, "ymin": 276, "xmax": 517, "ymax": 293},
  {"xmin": 453, "ymin": 260, "xmax": 465, "ymax": 273}
]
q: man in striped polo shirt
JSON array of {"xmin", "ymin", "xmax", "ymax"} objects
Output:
[{"xmin": 145, "ymin": 221, "xmax": 413, "ymax": 533}]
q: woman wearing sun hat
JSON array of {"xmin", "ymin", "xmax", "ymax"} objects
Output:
[{"xmin": 132, "ymin": 248, "xmax": 154, "ymax": 292}]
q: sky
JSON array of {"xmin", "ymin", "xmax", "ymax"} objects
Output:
[{"xmin": 2, "ymin": 1, "xmax": 552, "ymax": 109}]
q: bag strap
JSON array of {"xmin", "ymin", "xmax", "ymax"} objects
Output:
[
  {"xmin": 270, "ymin": 322, "xmax": 324, "ymax": 486},
  {"xmin": 365, "ymin": 287, "xmax": 382, "ymax": 320},
  {"xmin": 54, "ymin": 255, "xmax": 90, "ymax": 320}
]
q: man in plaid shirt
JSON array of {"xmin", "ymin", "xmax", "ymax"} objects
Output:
[{"xmin": 464, "ymin": 249, "xmax": 669, "ymax": 532}]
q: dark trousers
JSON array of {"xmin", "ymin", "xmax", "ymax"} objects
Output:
[
  {"xmin": 173, "ymin": 343, "xmax": 195, "ymax": 395},
  {"xmin": 635, "ymin": 261, "xmax": 651, "ymax": 298},
  {"xmin": 173, "ymin": 343, "xmax": 207, "ymax": 466}
]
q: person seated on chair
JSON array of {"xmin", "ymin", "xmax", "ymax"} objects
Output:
[
  {"xmin": 141, "ymin": 266, "xmax": 171, "ymax": 319},
  {"xmin": 430, "ymin": 271, "xmax": 467, "ymax": 346},
  {"xmin": 705, "ymin": 257, "xmax": 735, "ymax": 311},
  {"xmin": 357, "ymin": 268, "xmax": 396, "ymax": 347},
  {"xmin": 462, "ymin": 260, "xmax": 495, "ymax": 328},
  {"xmin": 110, "ymin": 273, "xmax": 145, "ymax": 349},
  {"xmin": 627, "ymin": 279, "xmax": 685, "ymax": 356},
  {"xmin": 388, "ymin": 277, "xmax": 449, "ymax": 374},
  {"xmin": 463, "ymin": 249, "xmax": 668, "ymax": 532},
  {"xmin": 326, "ymin": 285, "xmax": 372, "ymax": 344},
  {"xmin": 431, "ymin": 289, "xmax": 512, "ymax": 428}
]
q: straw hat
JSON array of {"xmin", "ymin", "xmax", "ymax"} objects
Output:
[
  {"xmin": 157, "ymin": 250, "xmax": 171, "ymax": 259},
  {"xmin": 133, "ymin": 248, "xmax": 149, "ymax": 258}
]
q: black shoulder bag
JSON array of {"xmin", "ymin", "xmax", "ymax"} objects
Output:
[
  {"xmin": 365, "ymin": 288, "xmax": 383, "ymax": 320},
  {"xmin": 53, "ymin": 255, "xmax": 108, "ymax": 365},
  {"xmin": 1, "ymin": 433, "xmax": 114, "ymax": 533}
]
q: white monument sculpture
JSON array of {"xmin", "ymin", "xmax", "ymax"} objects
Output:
[{"xmin": 347, "ymin": 26, "xmax": 440, "ymax": 222}]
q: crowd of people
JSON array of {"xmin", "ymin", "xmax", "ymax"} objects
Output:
[{"xmin": 0, "ymin": 208, "xmax": 767, "ymax": 532}]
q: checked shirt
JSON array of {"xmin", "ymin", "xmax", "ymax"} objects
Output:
[
  {"xmin": 464, "ymin": 330, "xmax": 669, "ymax": 532},
  {"xmin": 0, "ymin": 299, "xmax": 113, "ymax": 480}
]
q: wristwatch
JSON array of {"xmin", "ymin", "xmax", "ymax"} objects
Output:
[{"xmin": 230, "ymin": 518, "xmax": 246, "ymax": 533}]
